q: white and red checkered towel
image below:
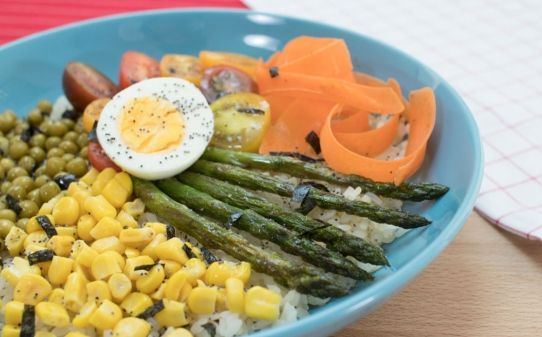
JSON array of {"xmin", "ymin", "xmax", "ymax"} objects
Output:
[{"xmin": 245, "ymin": 0, "xmax": 542, "ymax": 239}]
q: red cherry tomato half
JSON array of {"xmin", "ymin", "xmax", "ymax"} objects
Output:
[
  {"xmin": 88, "ymin": 141, "xmax": 121, "ymax": 172},
  {"xmin": 119, "ymin": 51, "xmax": 160, "ymax": 89},
  {"xmin": 200, "ymin": 65, "xmax": 257, "ymax": 103}
]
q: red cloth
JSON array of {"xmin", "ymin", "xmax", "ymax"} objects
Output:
[{"xmin": 0, "ymin": 0, "xmax": 246, "ymax": 45}]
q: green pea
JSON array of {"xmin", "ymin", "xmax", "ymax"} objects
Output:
[
  {"xmin": 29, "ymin": 147, "xmax": 46, "ymax": 163},
  {"xmin": 0, "ymin": 182, "xmax": 11, "ymax": 194},
  {"xmin": 27, "ymin": 108, "xmax": 43, "ymax": 126},
  {"xmin": 34, "ymin": 165, "xmax": 46, "ymax": 177},
  {"xmin": 45, "ymin": 157, "xmax": 65, "ymax": 177},
  {"xmin": 0, "ymin": 209, "xmax": 17, "ymax": 222},
  {"xmin": 45, "ymin": 136, "xmax": 62, "ymax": 150},
  {"xmin": 79, "ymin": 146, "xmax": 88, "ymax": 159},
  {"xmin": 29, "ymin": 133, "xmax": 46, "ymax": 148},
  {"xmin": 0, "ymin": 219, "xmax": 14, "ymax": 238},
  {"xmin": 18, "ymin": 200, "xmax": 38, "ymax": 219},
  {"xmin": 0, "ymin": 158, "xmax": 15, "ymax": 171},
  {"xmin": 7, "ymin": 184, "xmax": 26, "ymax": 200},
  {"xmin": 16, "ymin": 218, "xmax": 29, "ymax": 231},
  {"xmin": 0, "ymin": 112, "xmax": 16, "ymax": 133},
  {"xmin": 47, "ymin": 148, "xmax": 65, "ymax": 158},
  {"xmin": 59, "ymin": 140, "xmax": 78, "ymax": 154},
  {"xmin": 46, "ymin": 122, "xmax": 68, "ymax": 137},
  {"xmin": 62, "ymin": 153, "xmax": 75, "ymax": 163},
  {"xmin": 12, "ymin": 176, "xmax": 34, "ymax": 192},
  {"xmin": 7, "ymin": 167, "xmax": 28, "ymax": 181},
  {"xmin": 63, "ymin": 131, "xmax": 79, "ymax": 143},
  {"xmin": 9, "ymin": 141, "xmax": 29, "ymax": 160},
  {"xmin": 27, "ymin": 188, "xmax": 42, "ymax": 205},
  {"xmin": 0, "ymin": 166, "xmax": 4, "ymax": 180},
  {"xmin": 0, "ymin": 137, "xmax": 8, "ymax": 154},
  {"xmin": 37, "ymin": 100, "xmax": 53, "ymax": 114},
  {"xmin": 39, "ymin": 181, "xmax": 61, "ymax": 202},
  {"xmin": 61, "ymin": 118, "xmax": 75, "ymax": 131},
  {"xmin": 33, "ymin": 175, "xmax": 50, "ymax": 188},
  {"xmin": 77, "ymin": 133, "xmax": 89, "ymax": 148},
  {"xmin": 66, "ymin": 157, "xmax": 88, "ymax": 177},
  {"xmin": 13, "ymin": 121, "xmax": 28, "ymax": 134},
  {"xmin": 18, "ymin": 156, "xmax": 36, "ymax": 173},
  {"xmin": 74, "ymin": 122, "xmax": 85, "ymax": 134}
]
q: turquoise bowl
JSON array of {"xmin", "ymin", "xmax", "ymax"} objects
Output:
[{"xmin": 0, "ymin": 9, "xmax": 483, "ymax": 337}]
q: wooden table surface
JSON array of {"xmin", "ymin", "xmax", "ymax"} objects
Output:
[{"xmin": 334, "ymin": 212, "xmax": 542, "ymax": 337}]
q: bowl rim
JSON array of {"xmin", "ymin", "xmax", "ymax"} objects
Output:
[{"xmin": 0, "ymin": 8, "xmax": 484, "ymax": 337}]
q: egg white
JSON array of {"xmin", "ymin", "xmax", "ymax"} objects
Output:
[{"xmin": 97, "ymin": 77, "xmax": 214, "ymax": 180}]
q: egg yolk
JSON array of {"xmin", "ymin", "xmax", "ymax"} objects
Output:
[{"xmin": 119, "ymin": 96, "xmax": 185, "ymax": 153}]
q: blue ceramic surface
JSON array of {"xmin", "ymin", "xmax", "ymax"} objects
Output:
[{"xmin": 0, "ymin": 9, "xmax": 483, "ymax": 337}]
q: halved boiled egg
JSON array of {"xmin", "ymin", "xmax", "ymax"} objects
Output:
[{"xmin": 97, "ymin": 77, "xmax": 214, "ymax": 179}]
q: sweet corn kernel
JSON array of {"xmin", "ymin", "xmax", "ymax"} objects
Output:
[
  {"xmin": 23, "ymin": 230, "xmax": 47, "ymax": 249},
  {"xmin": 136, "ymin": 264, "xmax": 165, "ymax": 294},
  {"xmin": 187, "ymin": 285, "xmax": 218, "ymax": 315},
  {"xmin": 37, "ymin": 194, "xmax": 61, "ymax": 216},
  {"xmin": 48, "ymin": 256, "xmax": 74, "ymax": 286},
  {"xmin": 119, "ymin": 227, "xmax": 154, "ymax": 249},
  {"xmin": 65, "ymin": 332, "xmax": 91, "ymax": 337},
  {"xmin": 5, "ymin": 227, "xmax": 27, "ymax": 256},
  {"xmin": 155, "ymin": 238, "xmax": 188, "ymax": 265},
  {"xmin": 35, "ymin": 331, "xmax": 57, "ymax": 337},
  {"xmin": 184, "ymin": 242, "xmax": 201, "ymax": 260},
  {"xmin": 155, "ymin": 299, "xmax": 188, "ymax": 327},
  {"xmin": 179, "ymin": 282, "xmax": 192, "ymax": 302},
  {"xmin": 86, "ymin": 280, "xmax": 111, "ymax": 304},
  {"xmin": 36, "ymin": 302, "xmax": 70, "ymax": 327},
  {"xmin": 52, "ymin": 196, "xmax": 80, "ymax": 226},
  {"xmin": 164, "ymin": 270, "xmax": 188, "ymax": 300},
  {"xmin": 23, "ymin": 244, "xmax": 47, "ymax": 256},
  {"xmin": 64, "ymin": 272, "xmax": 87, "ymax": 312},
  {"xmin": 102, "ymin": 178, "xmax": 129, "ymax": 208},
  {"xmin": 67, "ymin": 181, "xmax": 88, "ymax": 196},
  {"xmin": 216, "ymin": 288, "xmax": 227, "ymax": 312},
  {"xmin": 88, "ymin": 299, "xmax": 122, "ymax": 330},
  {"xmin": 150, "ymin": 282, "xmax": 166, "ymax": 300},
  {"xmin": 91, "ymin": 236, "xmax": 125, "ymax": 254},
  {"xmin": 13, "ymin": 273, "xmax": 52, "ymax": 305},
  {"xmin": 80, "ymin": 167, "xmax": 99, "ymax": 185},
  {"xmin": 124, "ymin": 247, "xmax": 140, "ymax": 258},
  {"xmin": 160, "ymin": 259, "xmax": 181, "ymax": 277},
  {"xmin": 113, "ymin": 317, "xmax": 150, "ymax": 337},
  {"xmin": 244, "ymin": 286, "xmax": 281, "ymax": 321},
  {"xmin": 46, "ymin": 235, "xmax": 74, "ymax": 257},
  {"xmin": 72, "ymin": 301, "xmax": 97, "ymax": 328},
  {"xmin": 144, "ymin": 222, "xmax": 167, "ymax": 235},
  {"xmin": 91, "ymin": 252, "xmax": 122, "ymax": 280},
  {"xmin": 91, "ymin": 167, "xmax": 116, "ymax": 195},
  {"xmin": 84, "ymin": 195, "xmax": 117, "ymax": 222},
  {"xmin": 120, "ymin": 292, "xmax": 153, "ymax": 316},
  {"xmin": 141, "ymin": 233, "xmax": 166, "ymax": 260},
  {"xmin": 72, "ymin": 190, "xmax": 92, "ymax": 217},
  {"xmin": 163, "ymin": 328, "xmax": 193, "ymax": 337},
  {"xmin": 73, "ymin": 263, "xmax": 92, "ymax": 281},
  {"xmin": 26, "ymin": 215, "xmax": 54, "ymax": 233},
  {"xmin": 101, "ymin": 251, "xmax": 125, "ymax": 269},
  {"xmin": 0, "ymin": 257, "xmax": 41, "ymax": 286},
  {"xmin": 77, "ymin": 215, "xmax": 96, "ymax": 242},
  {"xmin": 124, "ymin": 256, "xmax": 154, "ymax": 280},
  {"xmin": 74, "ymin": 243, "xmax": 98, "ymax": 267},
  {"xmin": 182, "ymin": 258, "xmax": 206, "ymax": 285},
  {"xmin": 225, "ymin": 277, "xmax": 245, "ymax": 314},
  {"xmin": 114, "ymin": 172, "xmax": 133, "ymax": 195},
  {"xmin": 115, "ymin": 210, "xmax": 138, "ymax": 229},
  {"xmin": 55, "ymin": 226, "xmax": 78, "ymax": 238},
  {"xmin": 90, "ymin": 217, "xmax": 122, "ymax": 240},
  {"xmin": 1, "ymin": 325, "xmax": 20, "ymax": 337},
  {"xmin": 49, "ymin": 288, "xmax": 65, "ymax": 306},
  {"xmin": 108, "ymin": 272, "xmax": 132, "ymax": 302},
  {"xmin": 122, "ymin": 199, "xmax": 145, "ymax": 217},
  {"xmin": 4, "ymin": 301, "xmax": 24, "ymax": 325},
  {"xmin": 204, "ymin": 261, "xmax": 251, "ymax": 286}
]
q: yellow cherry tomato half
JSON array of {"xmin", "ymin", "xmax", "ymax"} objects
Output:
[
  {"xmin": 199, "ymin": 51, "xmax": 258, "ymax": 80},
  {"xmin": 210, "ymin": 93, "xmax": 271, "ymax": 152},
  {"xmin": 159, "ymin": 54, "xmax": 202, "ymax": 86}
]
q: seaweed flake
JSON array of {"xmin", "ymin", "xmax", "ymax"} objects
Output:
[
  {"xmin": 6, "ymin": 194, "xmax": 22, "ymax": 214},
  {"xmin": 20, "ymin": 125, "xmax": 42, "ymax": 142},
  {"xmin": 304, "ymin": 130, "xmax": 321, "ymax": 154},
  {"xmin": 61, "ymin": 109, "xmax": 78, "ymax": 120},
  {"xmin": 201, "ymin": 247, "xmax": 221, "ymax": 265},
  {"xmin": 137, "ymin": 299, "xmax": 165, "ymax": 319},
  {"xmin": 182, "ymin": 244, "xmax": 197, "ymax": 259},
  {"xmin": 222, "ymin": 212, "xmax": 242, "ymax": 230},
  {"xmin": 20, "ymin": 305, "xmax": 35, "ymax": 337},
  {"xmin": 202, "ymin": 322, "xmax": 217, "ymax": 337},
  {"xmin": 27, "ymin": 249, "xmax": 55, "ymax": 265},
  {"xmin": 36, "ymin": 215, "xmax": 57, "ymax": 238},
  {"xmin": 54, "ymin": 174, "xmax": 77, "ymax": 190},
  {"xmin": 269, "ymin": 66, "xmax": 279, "ymax": 78},
  {"xmin": 298, "ymin": 197, "xmax": 317, "ymax": 215},
  {"xmin": 88, "ymin": 121, "xmax": 98, "ymax": 142},
  {"xmin": 166, "ymin": 223, "xmax": 175, "ymax": 239},
  {"xmin": 292, "ymin": 183, "xmax": 317, "ymax": 215}
]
